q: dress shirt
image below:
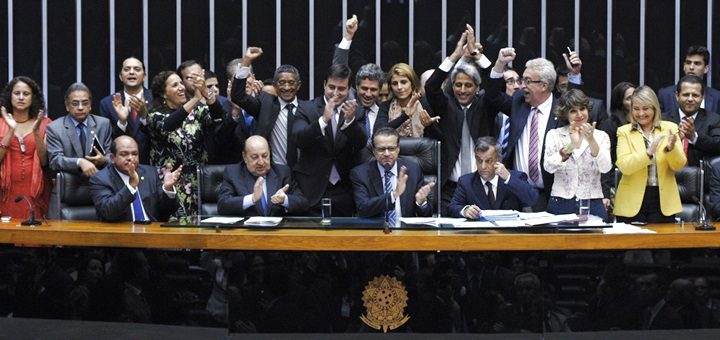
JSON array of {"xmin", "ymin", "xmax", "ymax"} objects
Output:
[
  {"xmin": 376, "ymin": 162, "xmax": 402, "ymax": 218},
  {"xmin": 543, "ymin": 127, "xmax": 612, "ymax": 199},
  {"xmin": 516, "ymin": 95, "xmax": 553, "ymax": 188},
  {"xmin": 113, "ymin": 168, "xmax": 176, "ymax": 219},
  {"xmin": 459, "ymin": 174, "xmax": 511, "ymax": 217},
  {"xmin": 365, "ymin": 103, "xmax": 379, "ymax": 135}
]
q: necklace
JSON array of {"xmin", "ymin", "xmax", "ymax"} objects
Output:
[{"xmin": 14, "ymin": 118, "xmax": 30, "ymax": 123}]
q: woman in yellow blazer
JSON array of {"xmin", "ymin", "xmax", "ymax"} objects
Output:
[{"xmin": 615, "ymin": 86, "xmax": 686, "ymax": 223}]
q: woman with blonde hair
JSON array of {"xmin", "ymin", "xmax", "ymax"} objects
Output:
[
  {"xmin": 381, "ymin": 63, "xmax": 438, "ymax": 137},
  {"xmin": 614, "ymin": 86, "xmax": 685, "ymax": 223}
]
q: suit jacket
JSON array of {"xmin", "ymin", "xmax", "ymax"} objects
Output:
[
  {"xmin": 658, "ymin": 84, "xmax": 720, "ymax": 114},
  {"xmin": 484, "ymin": 76, "xmax": 560, "ymax": 199},
  {"xmin": 205, "ymin": 95, "xmax": 247, "ymax": 165},
  {"xmin": 661, "ymin": 108, "xmax": 720, "ymax": 166},
  {"xmin": 217, "ymin": 163, "xmax": 308, "ymax": 216},
  {"xmin": 350, "ymin": 158, "xmax": 433, "ymax": 218},
  {"xmin": 98, "ymin": 89, "xmax": 153, "ymax": 164},
  {"xmin": 447, "ymin": 170, "xmax": 539, "ymax": 217},
  {"xmin": 424, "ymin": 67, "xmax": 496, "ymax": 185},
  {"xmin": 231, "ymin": 77, "xmax": 311, "ymax": 168},
  {"xmin": 46, "ymin": 114, "xmax": 113, "ymax": 174},
  {"xmin": 291, "ymin": 96, "xmax": 368, "ymax": 206},
  {"xmin": 614, "ymin": 121, "xmax": 686, "ymax": 217},
  {"xmin": 88, "ymin": 164, "xmax": 177, "ymax": 222}
]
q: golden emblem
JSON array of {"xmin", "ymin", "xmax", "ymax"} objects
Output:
[{"xmin": 360, "ymin": 275, "xmax": 410, "ymax": 332}]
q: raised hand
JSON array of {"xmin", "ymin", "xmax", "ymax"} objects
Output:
[
  {"xmin": 323, "ymin": 96, "xmax": 342, "ymax": 123},
  {"xmin": 580, "ymin": 122, "xmax": 596, "ymax": 142},
  {"xmin": 344, "ymin": 14, "xmax": 358, "ymax": 40},
  {"xmin": 493, "ymin": 47, "xmax": 517, "ymax": 73},
  {"xmin": 252, "ymin": 176, "xmax": 265, "ymax": 203},
  {"xmin": 648, "ymin": 134, "xmax": 667, "ymax": 156},
  {"xmin": 569, "ymin": 125, "xmax": 583, "ymax": 149},
  {"xmin": 679, "ymin": 117, "xmax": 696, "ymax": 141},
  {"xmin": 163, "ymin": 164, "xmax": 183, "ymax": 191},
  {"xmin": 32, "ymin": 110, "xmax": 45, "ymax": 133},
  {"xmin": 0, "ymin": 106, "xmax": 17, "ymax": 130},
  {"xmin": 242, "ymin": 47, "xmax": 264, "ymax": 67},
  {"xmin": 665, "ymin": 131, "xmax": 677, "ymax": 152},
  {"xmin": 405, "ymin": 93, "xmax": 421, "ymax": 117},
  {"xmin": 112, "ymin": 93, "xmax": 129, "ymax": 123},
  {"xmin": 340, "ymin": 99, "xmax": 357, "ymax": 122},
  {"xmin": 394, "ymin": 166, "xmax": 408, "ymax": 199},
  {"xmin": 419, "ymin": 109, "xmax": 440, "ymax": 126},
  {"xmin": 128, "ymin": 95, "xmax": 148, "ymax": 118},
  {"xmin": 449, "ymin": 31, "xmax": 467, "ymax": 62},
  {"xmin": 128, "ymin": 162, "xmax": 140, "ymax": 188},
  {"xmin": 271, "ymin": 184, "xmax": 290, "ymax": 205},
  {"xmin": 494, "ymin": 162, "xmax": 510, "ymax": 180},
  {"xmin": 563, "ymin": 48, "xmax": 583, "ymax": 75},
  {"xmin": 415, "ymin": 181, "xmax": 436, "ymax": 205}
]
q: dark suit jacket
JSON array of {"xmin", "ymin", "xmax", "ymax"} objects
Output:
[
  {"xmin": 350, "ymin": 159, "xmax": 433, "ymax": 218},
  {"xmin": 447, "ymin": 170, "xmax": 539, "ymax": 217},
  {"xmin": 88, "ymin": 164, "xmax": 177, "ymax": 222},
  {"xmin": 658, "ymin": 84, "xmax": 720, "ymax": 114},
  {"xmin": 46, "ymin": 114, "xmax": 113, "ymax": 174},
  {"xmin": 231, "ymin": 77, "xmax": 311, "ymax": 168},
  {"xmin": 484, "ymin": 76, "xmax": 560, "ymax": 199},
  {"xmin": 661, "ymin": 108, "xmax": 720, "ymax": 166},
  {"xmin": 217, "ymin": 163, "xmax": 307, "ymax": 216},
  {"xmin": 291, "ymin": 96, "xmax": 368, "ymax": 207},
  {"xmin": 424, "ymin": 67, "xmax": 496, "ymax": 185},
  {"xmin": 98, "ymin": 89, "xmax": 153, "ymax": 164},
  {"xmin": 205, "ymin": 95, "xmax": 248, "ymax": 165}
]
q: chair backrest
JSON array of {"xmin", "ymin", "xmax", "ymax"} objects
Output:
[
  {"xmin": 197, "ymin": 164, "xmax": 230, "ymax": 216},
  {"xmin": 675, "ymin": 166, "xmax": 701, "ymax": 222},
  {"xmin": 51, "ymin": 172, "xmax": 98, "ymax": 221}
]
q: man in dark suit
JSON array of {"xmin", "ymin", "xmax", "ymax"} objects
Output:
[
  {"xmin": 658, "ymin": 46, "xmax": 720, "ymax": 114},
  {"xmin": 217, "ymin": 135, "xmax": 307, "ymax": 216},
  {"xmin": 448, "ymin": 137, "xmax": 538, "ymax": 218},
  {"xmin": 203, "ymin": 68, "xmax": 250, "ymax": 165},
  {"xmin": 98, "ymin": 57, "xmax": 153, "ymax": 164},
  {"xmin": 292, "ymin": 63, "xmax": 368, "ymax": 216},
  {"xmin": 424, "ymin": 27, "xmax": 495, "ymax": 215},
  {"xmin": 661, "ymin": 75, "xmax": 720, "ymax": 166},
  {"xmin": 47, "ymin": 82, "xmax": 113, "ymax": 177},
  {"xmin": 485, "ymin": 47, "xmax": 560, "ymax": 211},
  {"xmin": 350, "ymin": 127, "xmax": 434, "ymax": 221},
  {"xmin": 89, "ymin": 136, "xmax": 181, "ymax": 222},
  {"xmin": 230, "ymin": 47, "xmax": 311, "ymax": 168}
]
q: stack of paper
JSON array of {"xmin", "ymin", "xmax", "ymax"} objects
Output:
[
  {"xmin": 244, "ymin": 216, "xmax": 283, "ymax": 227},
  {"xmin": 480, "ymin": 210, "xmax": 520, "ymax": 221}
]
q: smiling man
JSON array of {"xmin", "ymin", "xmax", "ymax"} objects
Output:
[{"xmin": 658, "ymin": 46, "xmax": 720, "ymax": 113}]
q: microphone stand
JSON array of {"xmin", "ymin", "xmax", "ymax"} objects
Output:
[
  {"xmin": 383, "ymin": 192, "xmax": 392, "ymax": 234},
  {"xmin": 15, "ymin": 195, "xmax": 41, "ymax": 226},
  {"xmin": 696, "ymin": 160, "xmax": 715, "ymax": 231}
]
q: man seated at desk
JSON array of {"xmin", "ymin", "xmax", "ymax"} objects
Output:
[
  {"xmin": 217, "ymin": 135, "xmax": 307, "ymax": 216},
  {"xmin": 448, "ymin": 136, "xmax": 538, "ymax": 219},
  {"xmin": 89, "ymin": 136, "xmax": 182, "ymax": 222},
  {"xmin": 350, "ymin": 127, "xmax": 435, "ymax": 224}
]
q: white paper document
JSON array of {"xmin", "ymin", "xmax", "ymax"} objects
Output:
[
  {"xmin": 603, "ymin": 223, "xmax": 656, "ymax": 234},
  {"xmin": 244, "ymin": 216, "xmax": 283, "ymax": 226},
  {"xmin": 200, "ymin": 216, "xmax": 244, "ymax": 224}
]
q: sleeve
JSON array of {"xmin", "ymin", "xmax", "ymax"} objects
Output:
[
  {"xmin": 46, "ymin": 124, "xmax": 81, "ymax": 173},
  {"xmin": 594, "ymin": 131, "xmax": 613, "ymax": 173},
  {"xmin": 89, "ymin": 174, "xmax": 134, "ymax": 222},
  {"xmin": 543, "ymin": 129, "xmax": 566, "ymax": 174}
]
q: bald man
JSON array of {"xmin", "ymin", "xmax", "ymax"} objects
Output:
[
  {"xmin": 217, "ymin": 135, "xmax": 308, "ymax": 216},
  {"xmin": 89, "ymin": 136, "xmax": 182, "ymax": 222}
]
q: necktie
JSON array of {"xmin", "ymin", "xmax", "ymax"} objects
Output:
[
  {"xmin": 682, "ymin": 116, "xmax": 690, "ymax": 165},
  {"xmin": 486, "ymin": 182, "xmax": 496, "ymax": 209},
  {"xmin": 528, "ymin": 108, "xmax": 540, "ymax": 184},
  {"xmin": 364, "ymin": 107, "xmax": 372, "ymax": 137},
  {"xmin": 261, "ymin": 179, "xmax": 269, "ymax": 216},
  {"xmin": 78, "ymin": 122, "xmax": 87, "ymax": 155},
  {"xmin": 132, "ymin": 190, "xmax": 147, "ymax": 222},
  {"xmin": 331, "ymin": 110, "xmax": 339, "ymax": 137},
  {"xmin": 384, "ymin": 170, "xmax": 397, "ymax": 226},
  {"xmin": 460, "ymin": 107, "xmax": 474, "ymax": 176},
  {"xmin": 329, "ymin": 111, "xmax": 341, "ymax": 184},
  {"xmin": 130, "ymin": 107, "xmax": 138, "ymax": 122},
  {"xmin": 270, "ymin": 104, "xmax": 293, "ymax": 165},
  {"xmin": 500, "ymin": 114, "xmax": 511, "ymax": 152},
  {"xmin": 244, "ymin": 111, "xmax": 255, "ymax": 135}
]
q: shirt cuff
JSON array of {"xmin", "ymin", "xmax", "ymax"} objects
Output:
[
  {"xmin": 338, "ymin": 38, "xmax": 352, "ymax": 50},
  {"xmin": 282, "ymin": 195, "xmax": 290, "ymax": 208},
  {"xmin": 490, "ymin": 69, "xmax": 504, "ymax": 79},
  {"xmin": 690, "ymin": 134, "xmax": 698, "ymax": 144},
  {"xmin": 319, "ymin": 117, "xmax": 329, "ymax": 136},
  {"xmin": 163, "ymin": 185, "xmax": 177, "ymax": 198},
  {"xmin": 117, "ymin": 120, "xmax": 128, "ymax": 132},
  {"xmin": 568, "ymin": 72, "xmax": 582, "ymax": 85},
  {"xmin": 242, "ymin": 194, "xmax": 254, "ymax": 210},
  {"xmin": 235, "ymin": 66, "xmax": 251, "ymax": 80},
  {"xmin": 439, "ymin": 58, "xmax": 455, "ymax": 72},
  {"xmin": 476, "ymin": 54, "xmax": 492, "ymax": 69},
  {"xmin": 76, "ymin": 158, "xmax": 82, "ymax": 167},
  {"xmin": 340, "ymin": 117, "xmax": 355, "ymax": 130},
  {"xmin": 504, "ymin": 173, "xmax": 511, "ymax": 184},
  {"xmin": 460, "ymin": 205, "xmax": 469, "ymax": 217},
  {"xmin": 128, "ymin": 186, "xmax": 137, "ymax": 195}
]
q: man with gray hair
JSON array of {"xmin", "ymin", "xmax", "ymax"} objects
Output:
[
  {"xmin": 485, "ymin": 47, "xmax": 560, "ymax": 211},
  {"xmin": 447, "ymin": 137, "xmax": 537, "ymax": 218}
]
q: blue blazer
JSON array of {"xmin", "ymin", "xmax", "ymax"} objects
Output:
[
  {"xmin": 89, "ymin": 164, "xmax": 177, "ymax": 222},
  {"xmin": 350, "ymin": 158, "xmax": 433, "ymax": 218},
  {"xmin": 447, "ymin": 170, "xmax": 538, "ymax": 217},
  {"xmin": 98, "ymin": 89, "xmax": 153, "ymax": 164},
  {"xmin": 658, "ymin": 84, "xmax": 720, "ymax": 114},
  {"xmin": 217, "ymin": 163, "xmax": 308, "ymax": 216}
]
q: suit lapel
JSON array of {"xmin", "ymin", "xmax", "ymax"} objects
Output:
[
  {"xmin": 369, "ymin": 160, "xmax": 384, "ymax": 196},
  {"xmin": 495, "ymin": 178, "xmax": 508, "ymax": 210},
  {"xmin": 471, "ymin": 174, "xmax": 490, "ymax": 209},
  {"xmin": 64, "ymin": 116, "xmax": 85, "ymax": 157}
]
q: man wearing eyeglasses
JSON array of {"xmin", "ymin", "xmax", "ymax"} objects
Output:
[
  {"xmin": 350, "ymin": 127, "xmax": 434, "ymax": 221},
  {"xmin": 47, "ymin": 82, "xmax": 113, "ymax": 177},
  {"xmin": 485, "ymin": 47, "xmax": 560, "ymax": 211}
]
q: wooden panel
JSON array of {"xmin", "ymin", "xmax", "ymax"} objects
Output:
[{"xmin": 0, "ymin": 220, "xmax": 719, "ymax": 251}]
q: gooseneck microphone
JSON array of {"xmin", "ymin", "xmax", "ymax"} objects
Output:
[{"xmin": 15, "ymin": 195, "xmax": 41, "ymax": 226}]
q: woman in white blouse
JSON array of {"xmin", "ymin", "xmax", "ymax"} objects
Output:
[{"xmin": 544, "ymin": 89, "xmax": 612, "ymax": 219}]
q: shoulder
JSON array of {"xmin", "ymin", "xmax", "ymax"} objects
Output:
[
  {"xmin": 657, "ymin": 85, "xmax": 675, "ymax": 96},
  {"xmin": 351, "ymin": 161, "xmax": 372, "ymax": 176},
  {"xmin": 616, "ymin": 123, "xmax": 634, "ymax": 134},
  {"xmin": 90, "ymin": 114, "xmax": 112, "ymax": 126},
  {"xmin": 90, "ymin": 166, "xmax": 114, "ymax": 184},
  {"xmin": 508, "ymin": 170, "xmax": 528, "ymax": 181},
  {"xmin": 457, "ymin": 172, "xmax": 475, "ymax": 185}
]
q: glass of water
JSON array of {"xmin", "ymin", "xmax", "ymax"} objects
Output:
[
  {"xmin": 577, "ymin": 198, "xmax": 590, "ymax": 220},
  {"xmin": 321, "ymin": 198, "xmax": 332, "ymax": 225}
]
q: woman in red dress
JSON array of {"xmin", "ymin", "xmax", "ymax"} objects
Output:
[{"xmin": 0, "ymin": 76, "xmax": 52, "ymax": 220}]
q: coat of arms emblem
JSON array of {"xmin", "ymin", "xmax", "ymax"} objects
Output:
[{"xmin": 360, "ymin": 275, "xmax": 410, "ymax": 332}]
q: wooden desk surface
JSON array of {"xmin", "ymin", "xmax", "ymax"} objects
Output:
[{"xmin": 0, "ymin": 220, "xmax": 719, "ymax": 251}]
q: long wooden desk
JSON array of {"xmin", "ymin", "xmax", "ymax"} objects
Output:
[{"xmin": 1, "ymin": 220, "xmax": 720, "ymax": 251}]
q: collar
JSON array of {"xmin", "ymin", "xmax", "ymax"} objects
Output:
[
  {"xmin": 124, "ymin": 89, "xmax": 144, "ymax": 104},
  {"xmin": 631, "ymin": 121, "xmax": 662, "ymax": 133},
  {"xmin": 376, "ymin": 161, "xmax": 398, "ymax": 177},
  {"xmin": 69, "ymin": 115, "xmax": 88, "ymax": 128},
  {"xmin": 679, "ymin": 108, "xmax": 698, "ymax": 121},
  {"xmin": 534, "ymin": 94, "xmax": 554, "ymax": 116},
  {"xmin": 364, "ymin": 103, "xmax": 379, "ymax": 113},
  {"xmin": 480, "ymin": 175, "xmax": 499, "ymax": 188},
  {"xmin": 279, "ymin": 97, "xmax": 299, "ymax": 110}
]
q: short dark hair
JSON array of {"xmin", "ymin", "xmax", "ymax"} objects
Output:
[
  {"xmin": 676, "ymin": 74, "xmax": 705, "ymax": 96},
  {"xmin": 176, "ymin": 60, "xmax": 201, "ymax": 77},
  {"xmin": 326, "ymin": 63, "xmax": 351, "ymax": 81},
  {"xmin": 686, "ymin": 45, "xmax": 710, "ymax": 65},
  {"xmin": 555, "ymin": 89, "xmax": 593, "ymax": 124},
  {"xmin": 150, "ymin": 70, "xmax": 176, "ymax": 110},
  {"xmin": 204, "ymin": 69, "xmax": 217, "ymax": 79},
  {"xmin": 371, "ymin": 127, "xmax": 399, "ymax": 149},
  {"xmin": 273, "ymin": 65, "xmax": 301, "ymax": 83},
  {"xmin": 0, "ymin": 76, "xmax": 46, "ymax": 119},
  {"xmin": 474, "ymin": 136, "xmax": 501, "ymax": 159},
  {"xmin": 120, "ymin": 56, "xmax": 145, "ymax": 73},
  {"xmin": 64, "ymin": 82, "xmax": 92, "ymax": 102}
]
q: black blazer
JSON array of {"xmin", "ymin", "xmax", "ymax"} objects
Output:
[
  {"xmin": 291, "ymin": 96, "xmax": 368, "ymax": 207},
  {"xmin": 350, "ymin": 158, "xmax": 433, "ymax": 218},
  {"xmin": 447, "ymin": 170, "xmax": 539, "ymax": 217},
  {"xmin": 217, "ymin": 163, "xmax": 308, "ymax": 216},
  {"xmin": 424, "ymin": 66, "xmax": 496, "ymax": 185},
  {"xmin": 484, "ymin": 76, "xmax": 560, "ymax": 199},
  {"xmin": 88, "ymin": 164, "xmax": 177, "ymax": 222},
  {"xmin": 98, "ymin": 89, "xmax": 153, "ymax": 164},
  {"xmin": 231, "ymin": 77, "xmax": 312, "ymax": 168},
  {"xmin": 661, "ymin": 108, "xmax": 720, "ymax": 166}
]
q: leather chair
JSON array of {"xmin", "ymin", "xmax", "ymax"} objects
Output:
[
  {"xmin": 197, "ymin": 164, "xmax": 230, "ymax": 216},
  {"xmin": 705, "ymin": 156, "xmax": 720, "ymax": 220},
  {"xmin": 49, "ymin": 172, "xmax": 99, "ymax": 221},
  {"xmin": 675, "ymin": 166, "xmax": 701, "ymax": 222}
]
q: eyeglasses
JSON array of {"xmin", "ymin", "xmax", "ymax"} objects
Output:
[
  {"xmin": 69, "ymin": 100, "xmax": 91, "ymax": 107},
  {"xmin": 505, "ymin": 78, "xmax": 521, "ymax": 85},
  {"xmin": 374, "ymin": 146, "xmax": 398, "ymax": 153},
  {"xmin": 520, "ymin": 78, "xmax": 544, "ymax": 85},
  {"xmin": 275, "ymin": 80, "xmax": 298, "ymax": 87}
]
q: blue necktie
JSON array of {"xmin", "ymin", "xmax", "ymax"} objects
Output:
[
  {"xmin": 384, "ymin": 170, "xmax": 397, "ymax": 226},
  {"xmin": 261, "ymin": 179, "xmax": 269, "ymax": 215},
  {"xmin": 364, "ymin": 107, "xmax": 372, "ymax": 137},
  {"xmin": 132, "ymin": 190, "xmax": 147, "ymax": 222},
  {"xmin": 499, "ymin": 114, "xmax": 510, "ymax": 151}
]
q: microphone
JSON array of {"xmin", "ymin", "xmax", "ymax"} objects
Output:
[{"xmin": 15, "ymin": 195, "xmax": 41, "ymax": 226}]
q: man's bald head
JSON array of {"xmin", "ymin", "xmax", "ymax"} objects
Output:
[{"xmin": 243, "ymin": 136, "xmax": 271, "ymax": 177}]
